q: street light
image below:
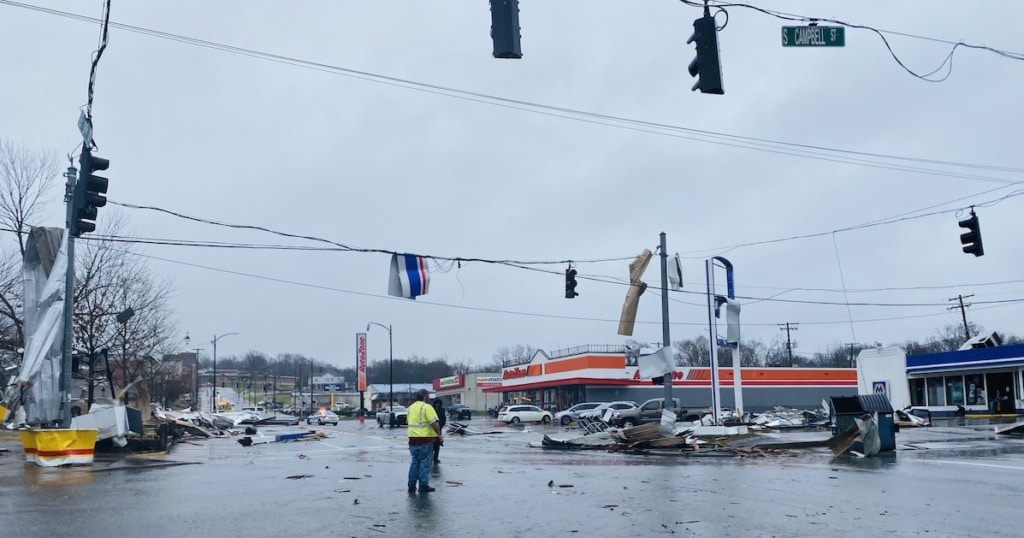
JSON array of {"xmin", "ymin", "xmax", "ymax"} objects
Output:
[
  {"xmin": 184, "ymin": 335, "xmax": 203, "ymax": 411},
  {"xmin": 211, "ymin": 332, "xmax": 240, "ymax": 412},
  {"xmin": 366, "ymin": 322, "xmax": 393, "ymax": 426}
]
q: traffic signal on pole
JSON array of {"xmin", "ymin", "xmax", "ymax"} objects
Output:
[
  {"xmin": 686, "ymin": 12, "xmax": 724, "ymax": 94},
  {"xmin": 71, "ymin": 148, "xmax": 109, "ymax": 237},
  {"xmin": 959, "ymin": 210, "xmax": 984, "ymax": 257},
  {"xmin": 565, "ymin": 267, "xmax": 579, "ymax": 299},
  {"xmin": 489, "ymin": 0, "xmax": 522, "ymax": 59}
]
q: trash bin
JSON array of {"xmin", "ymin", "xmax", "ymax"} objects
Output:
[{"xmin": 829, "ymin": 394, "xmax": 896, "ymax": 452}]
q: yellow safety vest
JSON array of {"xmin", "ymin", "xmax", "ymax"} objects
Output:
[{"xmin": 407, "ymin": 401, "xmax": 438, "ymax": 439}]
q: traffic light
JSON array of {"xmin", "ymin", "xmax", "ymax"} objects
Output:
[
  {"xmin": 489, "ymin": 0, "xmax": 522, "ymax": 59},
  {"xmin": 71, "ymin": 148, "xmax": 109, "ymax": 236},
  {"xmin": 565, "ymin": 266, "xmax": 579, "ymax": 299},
  {"xmin": 959, "ymin": 210, "xmax": 984, "ymax": 257},
  {"xmin": 686, "ymin": 12, "xmax": 724, "ymax": 94}
]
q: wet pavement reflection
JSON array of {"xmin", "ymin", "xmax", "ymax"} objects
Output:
[{"xmin": 2, "ymin": 418, "xmax": 1023, "ymax": 536}]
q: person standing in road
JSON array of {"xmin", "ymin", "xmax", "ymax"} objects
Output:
[
  {"xmin": 407, "ymin": 389, "xmax": 441, "ymax": 493},
  {"xmin": 431, "ymin": 398, "xmax": 447, "ymax": 464}
]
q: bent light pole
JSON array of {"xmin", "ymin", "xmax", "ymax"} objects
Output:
[
  {"xmin": 366, "ymin": 322, "xmax": 393, "ymax": 425},
  {"xmin": 211, "ymin": 332, "xmax": 240, "ymax": 412}
]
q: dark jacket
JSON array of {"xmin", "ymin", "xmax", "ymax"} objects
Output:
[{"xmin": 432, "ymin": 399, "xmax": 447, "ymax": 427}]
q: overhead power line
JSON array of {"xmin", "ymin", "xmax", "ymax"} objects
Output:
[
  {"xmin": 681, "ymin": 0, "xmax": 1024, "ymax": 82},
  {"xmin": 3, "ymin": 0, "xmax": 1023, "ymax": 184}
]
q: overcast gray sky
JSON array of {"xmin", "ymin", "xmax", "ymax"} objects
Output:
[{"xmin": 3, "ymin": 1, "xmax": 1023, "ymax": 368}]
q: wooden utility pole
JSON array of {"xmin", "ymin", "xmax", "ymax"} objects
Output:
[
  {"xmin": 844, "ymin": 342, "xmax": 858, "ymax": 368},
  {"xmin": 778, "ymin": 322, "xmax": 799, "ymax": 366},
  {"xmin": 947, "ymin": 294, "xmax": 974, "ymax": 341}
]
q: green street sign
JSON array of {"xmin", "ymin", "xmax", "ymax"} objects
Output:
[{"xmin": 781, "ymin": 25, "xmax": 845, "ymax": 47}]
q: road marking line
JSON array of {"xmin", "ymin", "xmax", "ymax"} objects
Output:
[{"xmin": 929, "ymin": 460, "xmax": 1024, "ymax": 471}]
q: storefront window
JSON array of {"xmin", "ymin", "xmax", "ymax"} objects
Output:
[
  {"xmin": 909, "ymin": 378, "xmax": 926, "ymax": 406},
  {"xmin": 926, "ymin": 377, "xmax": 945, "ymax": 406},
  {"xmin": 945, "ymin": 376, "xmax": 965, "ymax": 406},
  {"xmin": 965, "ymin": 374, "xmax": 985, "ymax": 405}
]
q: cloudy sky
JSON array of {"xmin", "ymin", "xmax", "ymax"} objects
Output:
[{"xmin": 3, "ymin": 1, "xmax": 1023, "ymax": 369}]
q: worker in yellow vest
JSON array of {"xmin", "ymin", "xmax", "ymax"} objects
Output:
[{"xmin": 407, "ymin": 389, "xmax": 442, "ymax": 493}]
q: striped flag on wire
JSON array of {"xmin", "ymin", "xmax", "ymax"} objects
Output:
[{"xmin": 388, "ymin": 253, "xmax": 430, "ymax": 299}]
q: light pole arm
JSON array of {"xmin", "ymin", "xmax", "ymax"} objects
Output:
[{"xmin": 367, "ymin": 322, "xmax": 394, "ymax": 424}]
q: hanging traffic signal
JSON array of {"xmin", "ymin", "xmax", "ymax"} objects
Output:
[
  {"xmin": 71, "ymin": 148, "xmax": 109, "ymax": 237},
  {"xmin": 686, "ymin": 12, "xmax": 724, "ymax": 94},
  {"xmin": 489, "ymin": 0, "xmax": 522, "ymax": 59},
  {"xmin": 565, "ymin": 266, "xmax": 579, "ymax": 299},
  {"xmin": 958, "ymin": 210, "xmax": 984, "ymax": 257}
]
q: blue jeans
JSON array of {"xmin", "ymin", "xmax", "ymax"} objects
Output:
[{"xmin": 408, "ymin": 442, "xmax": 434, "ymax": 489}]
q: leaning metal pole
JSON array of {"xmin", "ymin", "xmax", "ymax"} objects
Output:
[
  {"xmin": 659, "ymin": 233, "xmax": 673, "ymax": 409},
  {"xmin": 60, "ymin": 165, "xmax": 77, "ymax": 429}
]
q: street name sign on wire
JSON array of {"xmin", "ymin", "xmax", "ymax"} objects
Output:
[{"xmin": 782, "ymin": 25, "xmax": 845, "ymax": 47}]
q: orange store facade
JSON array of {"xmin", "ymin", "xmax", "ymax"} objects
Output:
[{"xmin": 486, "ymin": 347, "xmax": 858, "ymax": 413}]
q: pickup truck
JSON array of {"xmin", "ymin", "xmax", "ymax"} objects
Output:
[
  {"xmin": 605, "ymin": 398, "xmax": 683, "ymax": 427},
  {"xmin": 376, "ymin": 405, "xmax": 408, "ymax": 428}
]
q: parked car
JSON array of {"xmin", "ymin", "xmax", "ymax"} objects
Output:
[
  {"xmin": 449, "ymin": 404, "xmax": 472, "ymax": 420},
  {"xmin": 376, "ymin": 405, "xmax": 408, "ymax": 427},
  {"xmin": 497, "ymin": 405, "xmax": 552, "ymax": 424},
  {"xmin": 306, "ymin": 409, "xmax": 340, "ymax": 426},
  {"xmin": 606, "ymin": 398, "xmax": 682, "ymax": 427},
  {"xmin": 240, "ymin": 406, "xmax": 267, "ymax": 418},
  {"xmin": 578, "ymin": 401, "xmax": 638, "ymax": 422},
  {"xmin": 553, "ymin": 402, "xmax": 604, "ymax": 425}
]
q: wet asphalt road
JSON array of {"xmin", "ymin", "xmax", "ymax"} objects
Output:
[{"xmin": 2, "ymin": 418, "xmax": 1023, "ymax": 537}]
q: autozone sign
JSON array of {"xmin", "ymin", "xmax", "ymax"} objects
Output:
[{"xmin": 502, "ymin": 364, "xmax": 542, "ymax": 380}]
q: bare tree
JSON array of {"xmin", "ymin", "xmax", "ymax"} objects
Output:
[
  {"xmin": 813, "ymin": 343, "xmax": 864, "ymax": 368},
  {"xmin": 737, "ymin": 340, "xmax": 765, "ymax": 367},
  {"xmin": 0, "ymin": 250, "xmax": 24, "ymax": 356},
  {"xmin": 0, "ymin": 140, "xmax": 61, "ymax": 377},
  {"xmin": 73, "ymin": 212, "xmax": 177, "ymax": 405},
  {"xmin": 0, "ymin": 139, "xmax": 61, "ymax": 255},
  {"xmin": 487, "ymin": 344, "xmax": 536, "ymax": 371},
  {"xmin": 675, "ymin": 335, "xmax": 710, "ymax": 366},
  {"xmin": 928, "ymin": 323, "xmax": 980, "ymax": 352}
]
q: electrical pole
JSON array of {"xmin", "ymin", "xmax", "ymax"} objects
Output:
[
  {"xmin": 844, "ymin": 343, "xmax": 858, "ymax": 368},
  {"xmin": 659, "ymin": 233, "xmax": 673, "ymax": 411},
  {"xmin": 948, "ymin": 295, "xmax": 974, "ymax": 342},
  {"xmin": 60, "ymin": 164, "xmax": 78, "ymax": 429},
  {"xmin": 778, "ymin": 322, "xmax": 799, "ymax": 367}
]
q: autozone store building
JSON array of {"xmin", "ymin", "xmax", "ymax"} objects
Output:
[{"xmin": 486, "ymin": 346, "xmax": 857, "ymax": 413}]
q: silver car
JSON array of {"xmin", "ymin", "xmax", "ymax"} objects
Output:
[
  {"xmin": 578, "ymin": 401, "xmax": 638, "ymax": 422},
  {"xmin": 553, "ymin": 402, "xmax": 604, "ymax": 425},
  {"xmin": 306, "ymin": 409, "xmax": 340, "ymax": 426}
]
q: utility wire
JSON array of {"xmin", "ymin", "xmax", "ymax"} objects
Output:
[
  {"xmin": 3, "ymin": 0, "xmax": 1023, "ymax": 184},
  {"xmin": 80, "ymin": 229, "xmax": 1024, "ymax": 302},
  {"xmin": 82, "ymin": 0, "xmax": 111, "ymax": 148},
  {"xmin": 680, "ymin": 0, "xmax": 1024, "ymax": 82},
  {"xmin": 108, "ymin": 245, "xmax": 1024, "ymax": 329},
  {"xmin": 108, "ymin": 201, "xmax": 633, "ymax": 267},
  {"xmin": 73, "ymin": 218, "xmax": 1024, "ymax": 310},
  {"xmin": 679, "ymin": 189, "xmax": 1024, "ymax": 257}
]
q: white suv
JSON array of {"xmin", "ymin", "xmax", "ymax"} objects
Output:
[{"xmin": 497, "ymin": 405, "xmax": 553, "ymax": 424}]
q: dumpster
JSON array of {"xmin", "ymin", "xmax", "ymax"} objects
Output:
[{"xmin": 829, "ymin": 394, "xmax": 897, "ymax": 452}]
